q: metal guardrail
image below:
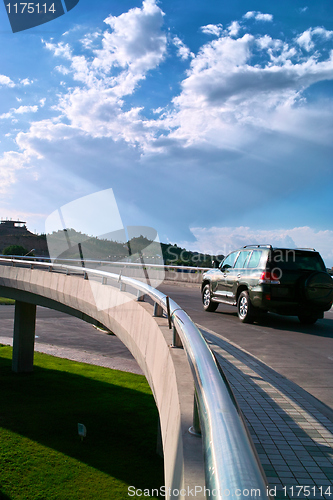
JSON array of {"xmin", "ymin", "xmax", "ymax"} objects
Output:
[
  {"xmin": 0, "ymin": 254, "xmax": 210, "ymax": 271},
  {"xmin": 0, "ymin": 256, "xmax": 269, "ymax": 498}
]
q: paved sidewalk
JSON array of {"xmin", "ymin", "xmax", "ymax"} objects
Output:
[{"xmin": 200, "ymin": 327, "xmax": 333, "ymax": 499}]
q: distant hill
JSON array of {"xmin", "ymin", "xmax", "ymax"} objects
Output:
[
  {"xmin": 0, "ymin": 223, "xmax": 222, "ymax": 267},
  {"xmin": 46, "ymin": 229, "xmax": 222, "ymax": 267},
  {"xmin": 0, "ymin": 220, "xmax": 48, "ymax": 256}
]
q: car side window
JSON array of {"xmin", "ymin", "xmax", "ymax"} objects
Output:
[
  {"xmin": 234, "ymin": 251, "xmax": 252, "ymax": 269},
  {"xmin": 220, "ymin": 251, "xmax": 239, "ymax": 270},
  {"xmin": 247, "ymin": 250, "xmax": 261, "ymax": 268}
]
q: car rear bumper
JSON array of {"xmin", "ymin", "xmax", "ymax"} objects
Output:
[{"xmin": 250, "ymin": 286, "xmax": 332, "ymax": 316}]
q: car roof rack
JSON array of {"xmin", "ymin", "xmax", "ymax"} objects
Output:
[
  {"xmin": 242, "ymin": 244, "xmax": 272, "ymax": 249},
  {"xmin": 295, "ymin": 247, "xmax": 316, "ymax": 251},
  {"xmin": 242, "ymin": 245, "xmax": 317, "ymax": 251}
]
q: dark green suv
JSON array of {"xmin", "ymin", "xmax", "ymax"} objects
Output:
[{"xmin": 201, "ymin": 245, "xmax": 333, "ymax": 324}]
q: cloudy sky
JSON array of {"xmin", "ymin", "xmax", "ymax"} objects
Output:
[{"xmin": 1, "ymin": 0, "xmax": 333, "ymax": 265}]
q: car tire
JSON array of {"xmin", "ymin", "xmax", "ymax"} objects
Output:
[
  {"xmin": 202, "ymin": 284, "xmax": 218, "ymax": 312},
  {"xmin": 237, "ymin": 291, "xmax": 254, "ymax": 323},
  {"xmin": 302, "ymin": 272, "xmax": 333, "ymax": 306},
  {"xmin": 298, "ymin": 314, "xmax": 318, "ymax": 325}
]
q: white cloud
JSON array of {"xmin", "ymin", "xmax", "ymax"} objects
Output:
[
  {"xmin": 43, "ymin": 40, "xmax": 72, "ymax": 59},
  {"xmin": 243, "ymin": 11, "xmax": 273, "ymax": 22},
  {"xmin": 80, "ymin": 31, "xmax": 102, "ymax": 50},
  {"xmin": 182, "ymin": 226, "xmax": 333, "ymax": 266},
  {"xmin": 0, "ymin": 151, "xmax": 31, "ymax": 193},
  {"xmin": 3, "ymin": 7, "xmax": 333, "ymax": 157},
  {"xmin": 173, "ymin": 36, "xmax": 193, "ymax": 60},
  {"xmin": 296, "ymin": 27, "xmax": 333, "ymax": 52},
  {"xmin": 255, "ymin": 13, "xmax": 273, "ymax": 22},
  {"xmin": 20, "ymin": 78, "xmax": 33, "ymax": 86},
  {"xmin": 228, "ymin": 21, "xmax": 241, "ymax": 37},
  {"xmin": 0, "ymin": 105, "xmax": 38, "ymax": 120},
  {"xmin": 94, "ymin": 0, "xmax": 167, "ymax": 85},
  {"xmin": 0, "ymin": 75, "xmax": 15, "ymax": 87},
  {"xmin": 163, "ymin": 25, "xmax": 333, "ymax": 151},
  {"xmin": 34, "ymin": 0, "xmax": 167, "ymax": 148},
  {"xmin": 201, "ymin": 24, "xmax": 223, "ymax": 37},
  {"xmin": 15, "ymin": 105, "xmax": 38, "ymax": 114},
  {"xmin": 55, "ymin": 65, "xmax": 71, "ymax": 75}
]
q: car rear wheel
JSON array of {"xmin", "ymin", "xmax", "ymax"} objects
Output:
[
  {"xmin": 237, "ymin": 291, "xmax": 254, "ymax": 323},
  {"xmin": 298, "ymin": 314, "xmax": 318, "ymax": 325},
  {"xmin": 202, "ymin": 284, "xmax": 218, "ymax": 312}
]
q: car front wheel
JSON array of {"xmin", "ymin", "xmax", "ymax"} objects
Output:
[
  {"xmin": 202, "ymin": 284, "xmax": 218, "ymax": 312},
  {"xmin": 237, "ymin": 291, "xmax": 254, "ymax": 323}
]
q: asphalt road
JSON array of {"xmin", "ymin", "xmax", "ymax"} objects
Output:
[
  {"xmin": 1, "ymin": 282, "xmax": 333, "ymax": 410},
  {"xmin": 0, "ymin": 305, "xmax": 137, "ymax": 362},
  {"xmin": 159, "ymin": 283, "xmax": 333, "ymax": 410}
]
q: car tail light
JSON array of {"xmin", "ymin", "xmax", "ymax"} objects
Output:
[{"xmin": 259, "ymin": 271, "xmax": 280, "ymax": 284}]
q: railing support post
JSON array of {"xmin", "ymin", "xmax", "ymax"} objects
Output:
[
  {"xmin": 137, "ymin": 290, "xmax": 145, "ymax": 301},
  {"xmin": 166, "ymin": 296, "xmax": 172, "ymax": 329},
  {"xmin": 172, "ymin": 325, "xmax": 183, "ymax": 348},
  {"xmin": 12, "ymin": 301, "xmax": 37, "ymax": 373},
  {"xmin": 153, "ymin": 302, "xmax": 163, "ymax": 317}
]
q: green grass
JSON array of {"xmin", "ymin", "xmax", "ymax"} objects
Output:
[
  {"xmin": 0, "ymin": 346, "xmax": 164, "ymax": 499},
  {"xmin": 0, "ymin": 298, "xmax": 15, "ymax": 305}
]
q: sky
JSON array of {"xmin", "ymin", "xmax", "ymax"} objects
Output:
[{"xmin": 0, "ymin": 0, "xmax": 333, "ymax": 265}]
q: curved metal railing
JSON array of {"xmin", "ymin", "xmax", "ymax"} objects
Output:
[
  {"xmin": 0, "ymin": 256, "xmax": 270, "ymax": 498},
  {"xmin": 0, "ymin": 254, "xmax": 210, "ymax": 271}
]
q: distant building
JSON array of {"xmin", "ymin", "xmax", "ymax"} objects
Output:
[
  {"xmin": 0, "ymin": 219, "xmax": 29, "ymax": 234},
  {"xmin": 0, "ymin": 218, "xmax": 48, "ymax": 256}
]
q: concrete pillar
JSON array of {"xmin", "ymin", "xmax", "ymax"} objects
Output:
[{"xmin": 12, "ymin": 301, "xmax": 37, "ymax": 373}]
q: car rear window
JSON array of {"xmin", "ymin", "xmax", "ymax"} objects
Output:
[
  {"xmin": 270, "ymin": 250, "xmax": 326, "ymax": 272},
  {"xmin": 247, "ymin": 250, "xmax": 261, "ymax": 268}
]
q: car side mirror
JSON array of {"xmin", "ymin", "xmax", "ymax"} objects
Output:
[{"xmin": 221, "ymin": 264, "xmax": 231, "ymax": 271}]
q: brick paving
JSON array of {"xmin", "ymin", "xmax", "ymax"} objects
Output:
[{"xmin": 201, "ymin": 327, "xmax": 333, "ymax": 499}]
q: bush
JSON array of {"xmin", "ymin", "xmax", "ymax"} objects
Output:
[{"xmin": 2, "ymin": 245, "xmax": 31, "ymax": 256}]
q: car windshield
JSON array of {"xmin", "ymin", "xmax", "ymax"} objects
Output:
[{"xmin": 270, "ymin": 250, "xmax": 326, "ymax": 272}]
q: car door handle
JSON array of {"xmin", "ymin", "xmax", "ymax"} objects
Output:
[{"xmin": 237, "ymin": 273, "xmax": 241, "ymax": 279}]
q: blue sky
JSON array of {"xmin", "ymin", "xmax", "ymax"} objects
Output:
[{"xmin": 1, "ymin": 0, "xmax": 333, "ymax": 265}]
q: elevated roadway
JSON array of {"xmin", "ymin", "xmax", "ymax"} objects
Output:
[
  {"xmin": 1, "ymin": 259, "xmax": 333, "ymax": 497},
  {"xmin": 0, "ymin": 260, "xmax": 270, "ymax": 500}
]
